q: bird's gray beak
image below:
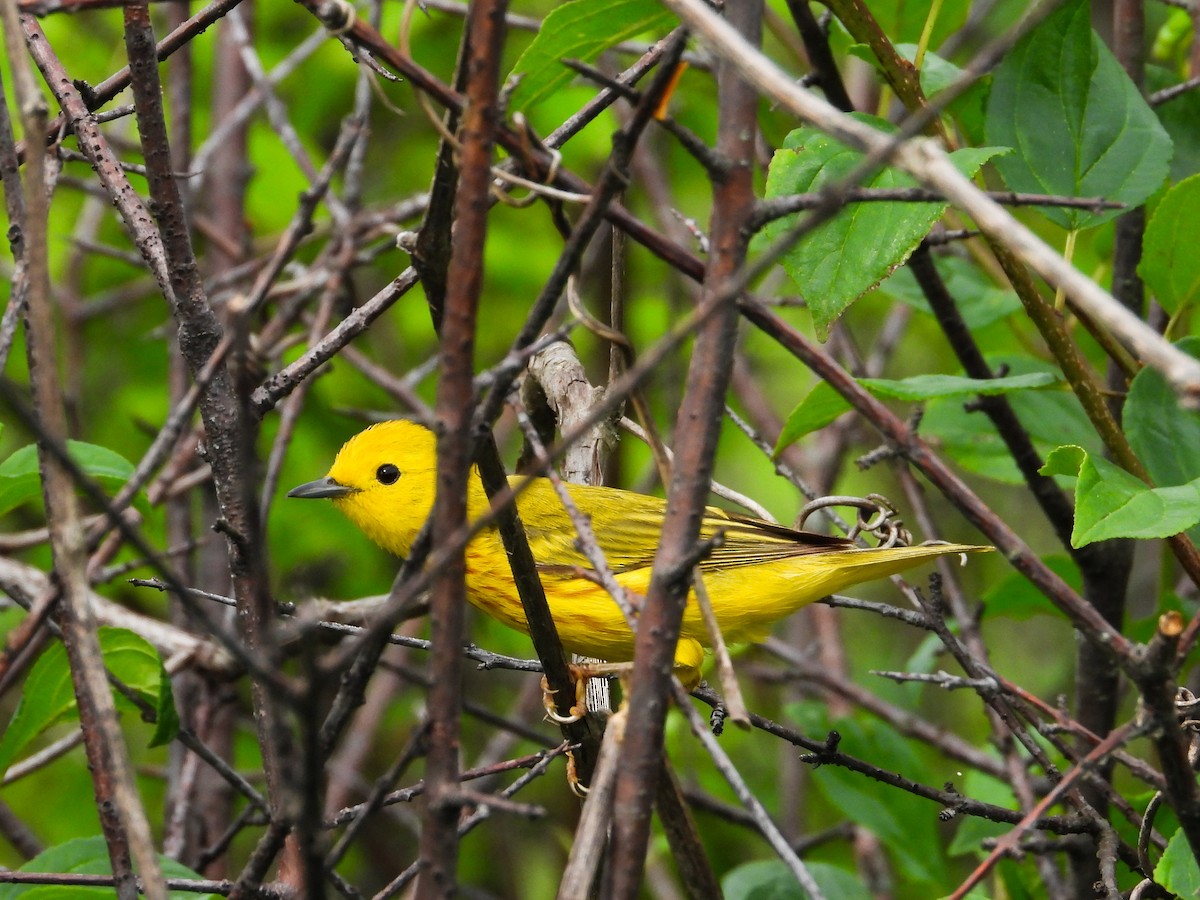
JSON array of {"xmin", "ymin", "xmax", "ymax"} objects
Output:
[{"xmin": 287, "ymin": 476, "xmax": 357, "ymax": 500}]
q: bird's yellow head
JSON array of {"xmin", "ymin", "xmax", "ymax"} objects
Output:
[{"xmin": 288, "ymin": 420, "xmax": 438, "ymax": 558}]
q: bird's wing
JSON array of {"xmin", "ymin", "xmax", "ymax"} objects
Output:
[
  {"xmin": 512, "ymin": 478, "xmax": 853, "ymax": 577},
  {"xmin": 696, "ymin": 508, "xmax": 854, "ymax": 571}
]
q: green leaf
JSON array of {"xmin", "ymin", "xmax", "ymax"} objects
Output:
[
  {"xmin": 918, "ymin": 356, "xmax": 1100, "ymax": 485},
  {"xmin": 1040, "ymin": 446, "xmax": 1200, "ymax": 547},
  {"xmin": 896, "ymin": 45, "xmax": 964, "ymax": 98},
  {"xmin": 1140, "ymin": 175, "xmax": 1200, "ymax": 315},
  {"xmin": 0, "ymin": 627, "xmax": 178, "ymax": 775},
  {"xmin": 1155, "ymin": 828, "xmax": 1200, "ymax": 898},
  {"xmin": 880, "ymin": 255, "xmax": 1021, "ymax": 331},
  {"xmin": 1126, "ymin": 339, "xmax": 1200, "ymax": 544},
  {"xmin": 762, "ymin": 113, "xmax": 1005, "ymax": 339},
  {"xmin": 774, "ymin": 382, "xmax": 852, "ymax": 455},
  {"xmin": 858, "ymin": 372, "xmax": 1058, "ymax": 402},
  {"xmin": 0, "ymin": 836, "xmax": 218, "ymax": 899},
  {"xmin": 772, "ymin": 372, "xmax": 1053, "ymax": 456},
  {"xmin": 985, "ymin": 0, "xmax": 1172, "ymax": 230},
  {"xmin": 1126, "ymin": 337, "xmax": 1200, "ymax": 488},
  {"xmin": 723, "ymin": 860, "xmax": 870, "ymax": 900},
  {"xmin": 0, "ymin": 441, "xmax": 137, "ymax": 519},
  {"xmin": 507, "ymin": 0, "xmax": 675, "ymax": 111}
]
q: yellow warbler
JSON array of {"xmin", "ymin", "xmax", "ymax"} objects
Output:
[{"xmin": 289, "ymin": 420, "xmax": 988, "ymax": 687}]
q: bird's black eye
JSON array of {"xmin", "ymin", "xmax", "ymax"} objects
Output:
[{"xmin": 376, "ymin": 463, "xmax": 401, "ymax": 485}]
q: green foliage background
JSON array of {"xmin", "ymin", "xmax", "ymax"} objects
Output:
[{"xmin": 1, "ymin": 0, "xmax": 1199, "ymax": 896}]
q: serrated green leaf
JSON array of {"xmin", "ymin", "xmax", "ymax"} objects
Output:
[
  {"xmin": 1155, "ymin": 828, "xmax": 1200, "ymax": 898},
  {"xmin": 0, "ymin": 440, "xmax": 137, "ymax": 519},
  {"xmin": 0, "ymin": 836, "xmax": 218, "ymax": 899},
  {"xmin": 0, "ymin": 628, "xmax": 177, "ymax": 776},
  {"xmin": 858, "ymin": 372, "xmax": 1058, "ymax": 402},
  {"xmin": 1040, "ymin": 445, "xmax": 1200, "ymax": 546},
  {"xmin": 1140, "ymin": 176, "xmax": 1200, "ymax": 315},
  {"xmin": 507, "ymin": 0, "xmax": 675, "ymax": 111},
  {"xmin": 762, "ymin": 113, "xmax": 1005, "ymax": 339},
  {"xmin": 774, "ymin": 382, "xmax": 852, "ymax": 455},
  {"xmin": 985, "ymin": 0, "xmax": 1172, "ymax": 230},
  {"xmin": 723, "ymin": 860, "xmax": 870, "ymax": 900}
]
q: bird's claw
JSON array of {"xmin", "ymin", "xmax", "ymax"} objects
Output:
[
  {"xmin": 541, "ymin": 672, "xmax": 588, "ymax": 724},
  {"xmin": 566, "ymin": 749, "xmax": 590, "ymax": 797}
]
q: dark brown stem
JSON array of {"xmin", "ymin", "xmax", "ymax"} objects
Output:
[
  {"xmin": 415, "ymin": 1, "xmax": 508, "ymax": 896},
  {"xmin": 784, "ymin": 0, "xmax": 853, "ymax": 112},
  {"xmin": 123, "ymin": 5, "xmax": 298, "ymax": 894}
]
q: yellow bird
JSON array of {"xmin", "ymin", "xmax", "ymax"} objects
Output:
[{"xmin": 288, "ymin": 420, "xmax": 988, "ymax": 693}]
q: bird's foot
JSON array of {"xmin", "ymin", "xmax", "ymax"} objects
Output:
[
  {"xmin": 541, "ymin": 668, "xmax": 588, "ymax": 724},
  {"xmin": 542, "ymin": 662, "xmax": 635, "ymax": 724}
]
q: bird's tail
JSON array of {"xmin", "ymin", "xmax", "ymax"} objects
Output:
[{"xmin": 813, "ymin": 543, "xmax": 991, "ymax": 598}]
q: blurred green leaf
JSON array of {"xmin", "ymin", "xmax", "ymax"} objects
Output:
[
  {"xmin": 763, "ymin": 113, "xmax": 1004, "ymax": 338},
  {"xmin": 1151, "ymin": 9, "xmax": 1195, "ymax": 71},
  {"xmin": 859, "ymin": 372, "xmax": 1058, "ymax": 401},
  {"xmin": 1126, "ymin": 337, "xmax": 1200, "ymax": 489},
  {"xmin": 774, "ymin": 372, "xmax": 1053, "ymax": 456},
  {"xmin": 998, "ymin": 859, "xmax": 1039, "ymax": 900},
  {"xmin": 853, "ymin": 0, "xmax": 969, "ymax": 48},
  {"xmin": 0, "ymin": 440, "xmax": 136, "ymax": 519},
  {"xmin": 775, "ymin": 382, "xmax": 852, "ymax": 455},
  {"xmin": 985, "ymin": 0, "xmax": 1172, "ymax": 229},
  {"xmin": 880, "ymin": 255, "xmax": 1021, "ymax": 330},
  {"xmin": 1040, "ymin": 445, "xmax": 1200, "ymax": 546},
  {"xmin": 507, "ymin": 0, "xmax": 675, "ymax": 111},
  {"xmin": 1155, "ymin": 828, "xmax": 1200, "ymax": 898},
  {"xmin": 1140, "ymin": 177, "xmax": 1200, "ymax": 315},
  {"xmin": 1148, "ymin": 66, "xmax": 1200, "ymax": 183},
  {"xmin": 723, "ymin": 860, "xmax": 870, "ymax": 900},
  {"xmin": 0, "ymin": 627, "xmax": 177, "ymax": 776},
  {"xmin": 920, "ymin": 356, "xmax": 1102, "ymax": 485},
  {"xmin": 0, "ymin": 836, "xmax": 217, "ymax": 899},
  {"xmin": 1126, "ymin": 337, "xmax": 1200, "ymax": 543}
]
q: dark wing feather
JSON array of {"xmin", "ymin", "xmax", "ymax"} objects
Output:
[{"xmin": 696, "ymin": 508, "xmax": 854, "ymax": 572}]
